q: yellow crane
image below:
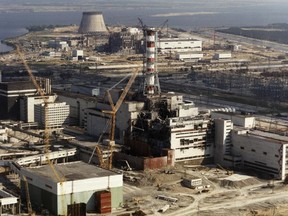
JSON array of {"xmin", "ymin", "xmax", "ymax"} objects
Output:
[
  {"xmin": 16, "ymin": 45, "xmax": 66, "ymax": 214},
  {"xmin": 102, "ymin": 68, "xmax": 139, "ymax": 169},
  {"xmin": 22, "ymin": 176, "xmax": 35, "ymax": 216}
]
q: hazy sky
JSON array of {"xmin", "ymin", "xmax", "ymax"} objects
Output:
[{"xmin": 0, "ymin": 0, "xmax": 287, "ymax": 12}]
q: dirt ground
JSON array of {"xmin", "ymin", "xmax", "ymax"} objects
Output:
[{"xmin": 118, "ymin": 164, "xmax": 288, "ymax": 216}]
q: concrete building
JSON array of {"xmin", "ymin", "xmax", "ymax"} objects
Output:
[
  {"xmin": 168, "ymin": 116, "xmax": 214, "ymax": 162},
  {"xmin": 211, "ymin": 112, "xmax": 255, "ymax": 129},
  {"xmin": 231, "ymin": 129, "xmax": 288, "ymax": 180},
  {"xmin": 20, "ymin": 95, "xmax": 57, "ymax": 123},
  {"xmin": 21, "ymin": 161, "xmax": 123, "ymax": 215},
  {"xmin": 182, "ymin": 177, "xmax": 202, "ymax": 189},
  {"xmin": 35, "ymin": 102, "xmax": 70, "ymax": 128},
  {"xmin": 72, "ymin": 50, "xmax": 84, "ymax": 60},
  {"xmin": 41, "ymin": 51, "xmax": 62, "ymax": 58},
  {"xmin": 176, "ymin": 52, "xmax": 204, "ymax": 61},
  {"xmin": 213, "ymin": 53, "xmax": 232, "ymax": 60},
  {"xmin": 71, "ymin": 84, "xmax": 100, "ymax": 97},
  {"xmin": 85, "ymin": 99, "xmax": 145, "ymax": 143},
  {"xmin": 214, "ymin": 119, "xmax": 234, "ymax": 165},
  {"xmin": 109, "ymin": 32, "xmax": 139, "ymax": 54},
  {"xmin": 48, "ymin": 40, "xmax": 69, "ymax": 50},
  {"xmin": 0, "ymin": 81, "xmax": 37, "ymax": 120},
  {"xmin": 157, "ymin": 38, "xmax": 202, "ymax": 54},
  {"xmin": 0, "ymin": 188, "xmax": 20, "ymax": 215},
  {"xmin": 56, "ymin": 91, "xmax": 98, "ymax": 126}
]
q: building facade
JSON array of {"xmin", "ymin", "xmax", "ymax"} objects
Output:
[
  {"xmin": 21, "ymin": 162, "xmax": 123, "ymax": 215},
  {"xmin": 35, "ymin": 102, "xmax": 70, "ymax": 128},
  {"xmin": 157, "ymin": 38, "xmax": 202, "ymax": 53},
  {"xmin": 0, "ymin": 81, "xmax": 37, "ymax": 120},
  {"xmin": 20, "ymin": 95, "xmax": 57, "ymax": 123}
]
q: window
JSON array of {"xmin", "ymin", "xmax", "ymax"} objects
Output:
[
  {"xmin": 240, "ymin": 146, "xmax": 244, "ymax": 150},
  {"xmin": 263, "ymin": 152, "xmax": 267, "ymax": 155},
  {"xmin": 275, "ymin": 154, "xmax": 279, "ymax": 158},
  {"xmin": 251, "ymin": 149, "xmax": 255, "ymax": 152}
]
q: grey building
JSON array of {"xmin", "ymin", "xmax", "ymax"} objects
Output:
[{"xmin": 0, "ymin": 81, "xmax": 37, "ymax": 120}]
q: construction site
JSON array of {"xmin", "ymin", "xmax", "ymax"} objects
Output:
[{"xmin": 1, "ymin": 10, "xmax": 288, "ymax": 216}]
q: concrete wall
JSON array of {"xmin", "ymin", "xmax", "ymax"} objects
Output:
[
  {"xmin": 114, "ymin": 152, "xmax": 171, "ymax": 170},
  {"xmin": 231, "ymin": 130, "xmax": 286, "ymax": 179},
  {"xmin": 214, "ymin": 119, "xmax": 233, "ymax": 165},
  {"xmin": 211, "ymin": 112, "xmax": 255, "ymax": 129},
  {"xmin": 169, "ymin": 118, "xmax": 214, "ymax": 161},
  {"xmin": 25, "ymin": 181, "xmax": 122, "ymax": 216},
  {"xmin": 58, "ymin": 187, "xmax": 122, "ymax": 215},
  {"xmin": 57, "ymin": 95, "xmax": 97, "ymax": 126},
  {"xmin": 158, "ymin": 39, "xmax": 202, "ymax": 53},
  {"xmin": 86, "ymin": 100, "xmax": 144, "ymax": 144}
]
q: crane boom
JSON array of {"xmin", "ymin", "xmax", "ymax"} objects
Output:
[{"xmin": 102, "ymin": 68, "xmax": 139, "ymax": 169}]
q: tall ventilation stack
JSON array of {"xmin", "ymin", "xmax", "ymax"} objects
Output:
[
  {"xmin": 143, "ymin": 28, "xmax": 161, "ymax": 95},
  {"xmin": 78, "ymin": 12, "xmax": 108, "ymax": 34}
]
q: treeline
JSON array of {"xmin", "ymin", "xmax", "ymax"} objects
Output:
[
  {"xmin": 26, "ymin": 24, "xmax": 67, "ymax": 32},
  {"xmin": 218, "ymin": 27, "xmax": 288, "ymax": 44}
]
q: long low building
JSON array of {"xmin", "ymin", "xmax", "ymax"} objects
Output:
[
  {"xmin": 157, "ymin": 38, "xmax": 202, "ymax": 53},
  {"xmin": 176, "ymin": 52, "xmax": 204, "ymax": 61}
]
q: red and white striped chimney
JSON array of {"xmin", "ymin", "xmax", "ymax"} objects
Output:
[{"xmin": 143, "ymin": 28, "xmax": 161, "ymax": 95}]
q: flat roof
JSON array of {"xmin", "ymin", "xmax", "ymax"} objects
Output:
[
  {"xmin": 235, "ymin": 128, "xmax": 288, "ymax": 144},
  {"xmin": 159, "ymin": 38, "xmax": 200, "ymax": 42},
  {"xmin": 25, "ymin": 161, "xmax": 119, "ymax": 182},
  {"xmin": 54, "ymin": 89, "xmax": 98, "ymax": 102}
]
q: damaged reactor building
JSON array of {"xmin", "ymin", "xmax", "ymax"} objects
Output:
[{"xmin": 84, "ymin": 28, "xmax": 214, "ymax": 169}]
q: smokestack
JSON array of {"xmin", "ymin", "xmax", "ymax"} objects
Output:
[
  {"xmin": 0, "ymin": 71, "xmax": 2, "ymax": 83},
  {"xmin": 143, "ymin": 28, "xmax": 161, "ymax": 95},
  {"xmin": 78, "ymin": 12, "xmax": 108, "ymax": 34}
]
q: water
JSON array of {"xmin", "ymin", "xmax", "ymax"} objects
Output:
[{"xmin": 2, "ymin": 2, "xmax": 288, "ymax": 53}]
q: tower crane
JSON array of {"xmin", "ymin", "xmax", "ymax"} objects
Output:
[
  {"xmin": 157, "ymin": 19, "xmax": 169, "ymax": 37},
  {"xmin": 102, "ymin": 68, "xmax": 139, "ymax": 169},
  {"xmin": 16, "ymin": 44, "xmax": 66, "ymax": 214}
]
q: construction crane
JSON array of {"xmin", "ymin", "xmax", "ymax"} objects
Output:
[
  {"xmin": 16, "ymin": 45, "xmax": 67, "ymax": 214},
  {"xmin": 16, "ymin": 45, "xmax": 65, "ymax": 182},
  {"xmin": 157, "ymin": 19, "xmax": 169, "ymax": 37},
  {"xmin": 22, "ymin": 176, "xmax": 35, "ymax": 216},
  {"xmin": 102, "ymin": 68, "xmax": 139, "ymax": 169}
]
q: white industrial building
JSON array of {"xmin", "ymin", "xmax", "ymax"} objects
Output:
[
  {"xmin": 231, "ymin": 129, "xmax": 288, "ymax": 180},
  {"xmin": 176, "ymin": 52, "xmax": 203, "ymax": 61},
  {"xmin": 213, "ymin": 52, "xmax": 232, "ymax": 60},
  {"xmin": 20, "ymin": 161, "xmax": 123, "ymax": 215},
  {"xmin": 211, "ymin": 112, "xmax": 255, "ymax": 129},
  {"xmin": 35, "ymin": 102, "xmax": 70, "ymax": 128},
  {"xmin": 212, "ymin": 111, "xmax": 288, "ymax": 180},
  {"xmin": 214, "ymin": 119, "xmax": 235, "ymax": 165},
  {"xmin": 169, "ymin": 116, "xmax": 214, "ymax": 162},
  {"xmin": 157, "ymin": 38, "xmax": 202, "ymax": 53},
  {"xmin": 20, "ymin": 95, "xmax": 57, "ymax": 123},
  {"xmin": 56, "ymin": 91, "xmax": 98, "ymax": 126},
  {"xmin": 72, "ymin": 50, "xmax": 84, "ymax": 60},
  {"xmin": 85, "ymin": 99, "xmax": 145, "ymax": 144}
]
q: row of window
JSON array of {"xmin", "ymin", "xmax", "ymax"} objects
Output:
[{"xmin": 240, "ymin": 146, "xmax": 279, "ymax": 157}]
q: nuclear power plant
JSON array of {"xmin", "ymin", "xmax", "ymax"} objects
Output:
[
  {"xmin": 3, "ymin": 5, "xmax": 288, "ymax": 215},
  {"xmin": 78, "ymin": 11, "xmax": 108, "ymax": 34}
]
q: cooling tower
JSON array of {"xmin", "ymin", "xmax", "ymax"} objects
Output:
[{"xmin": 78, "ymin": 12, "xmax": 108, "ymax": 34}]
